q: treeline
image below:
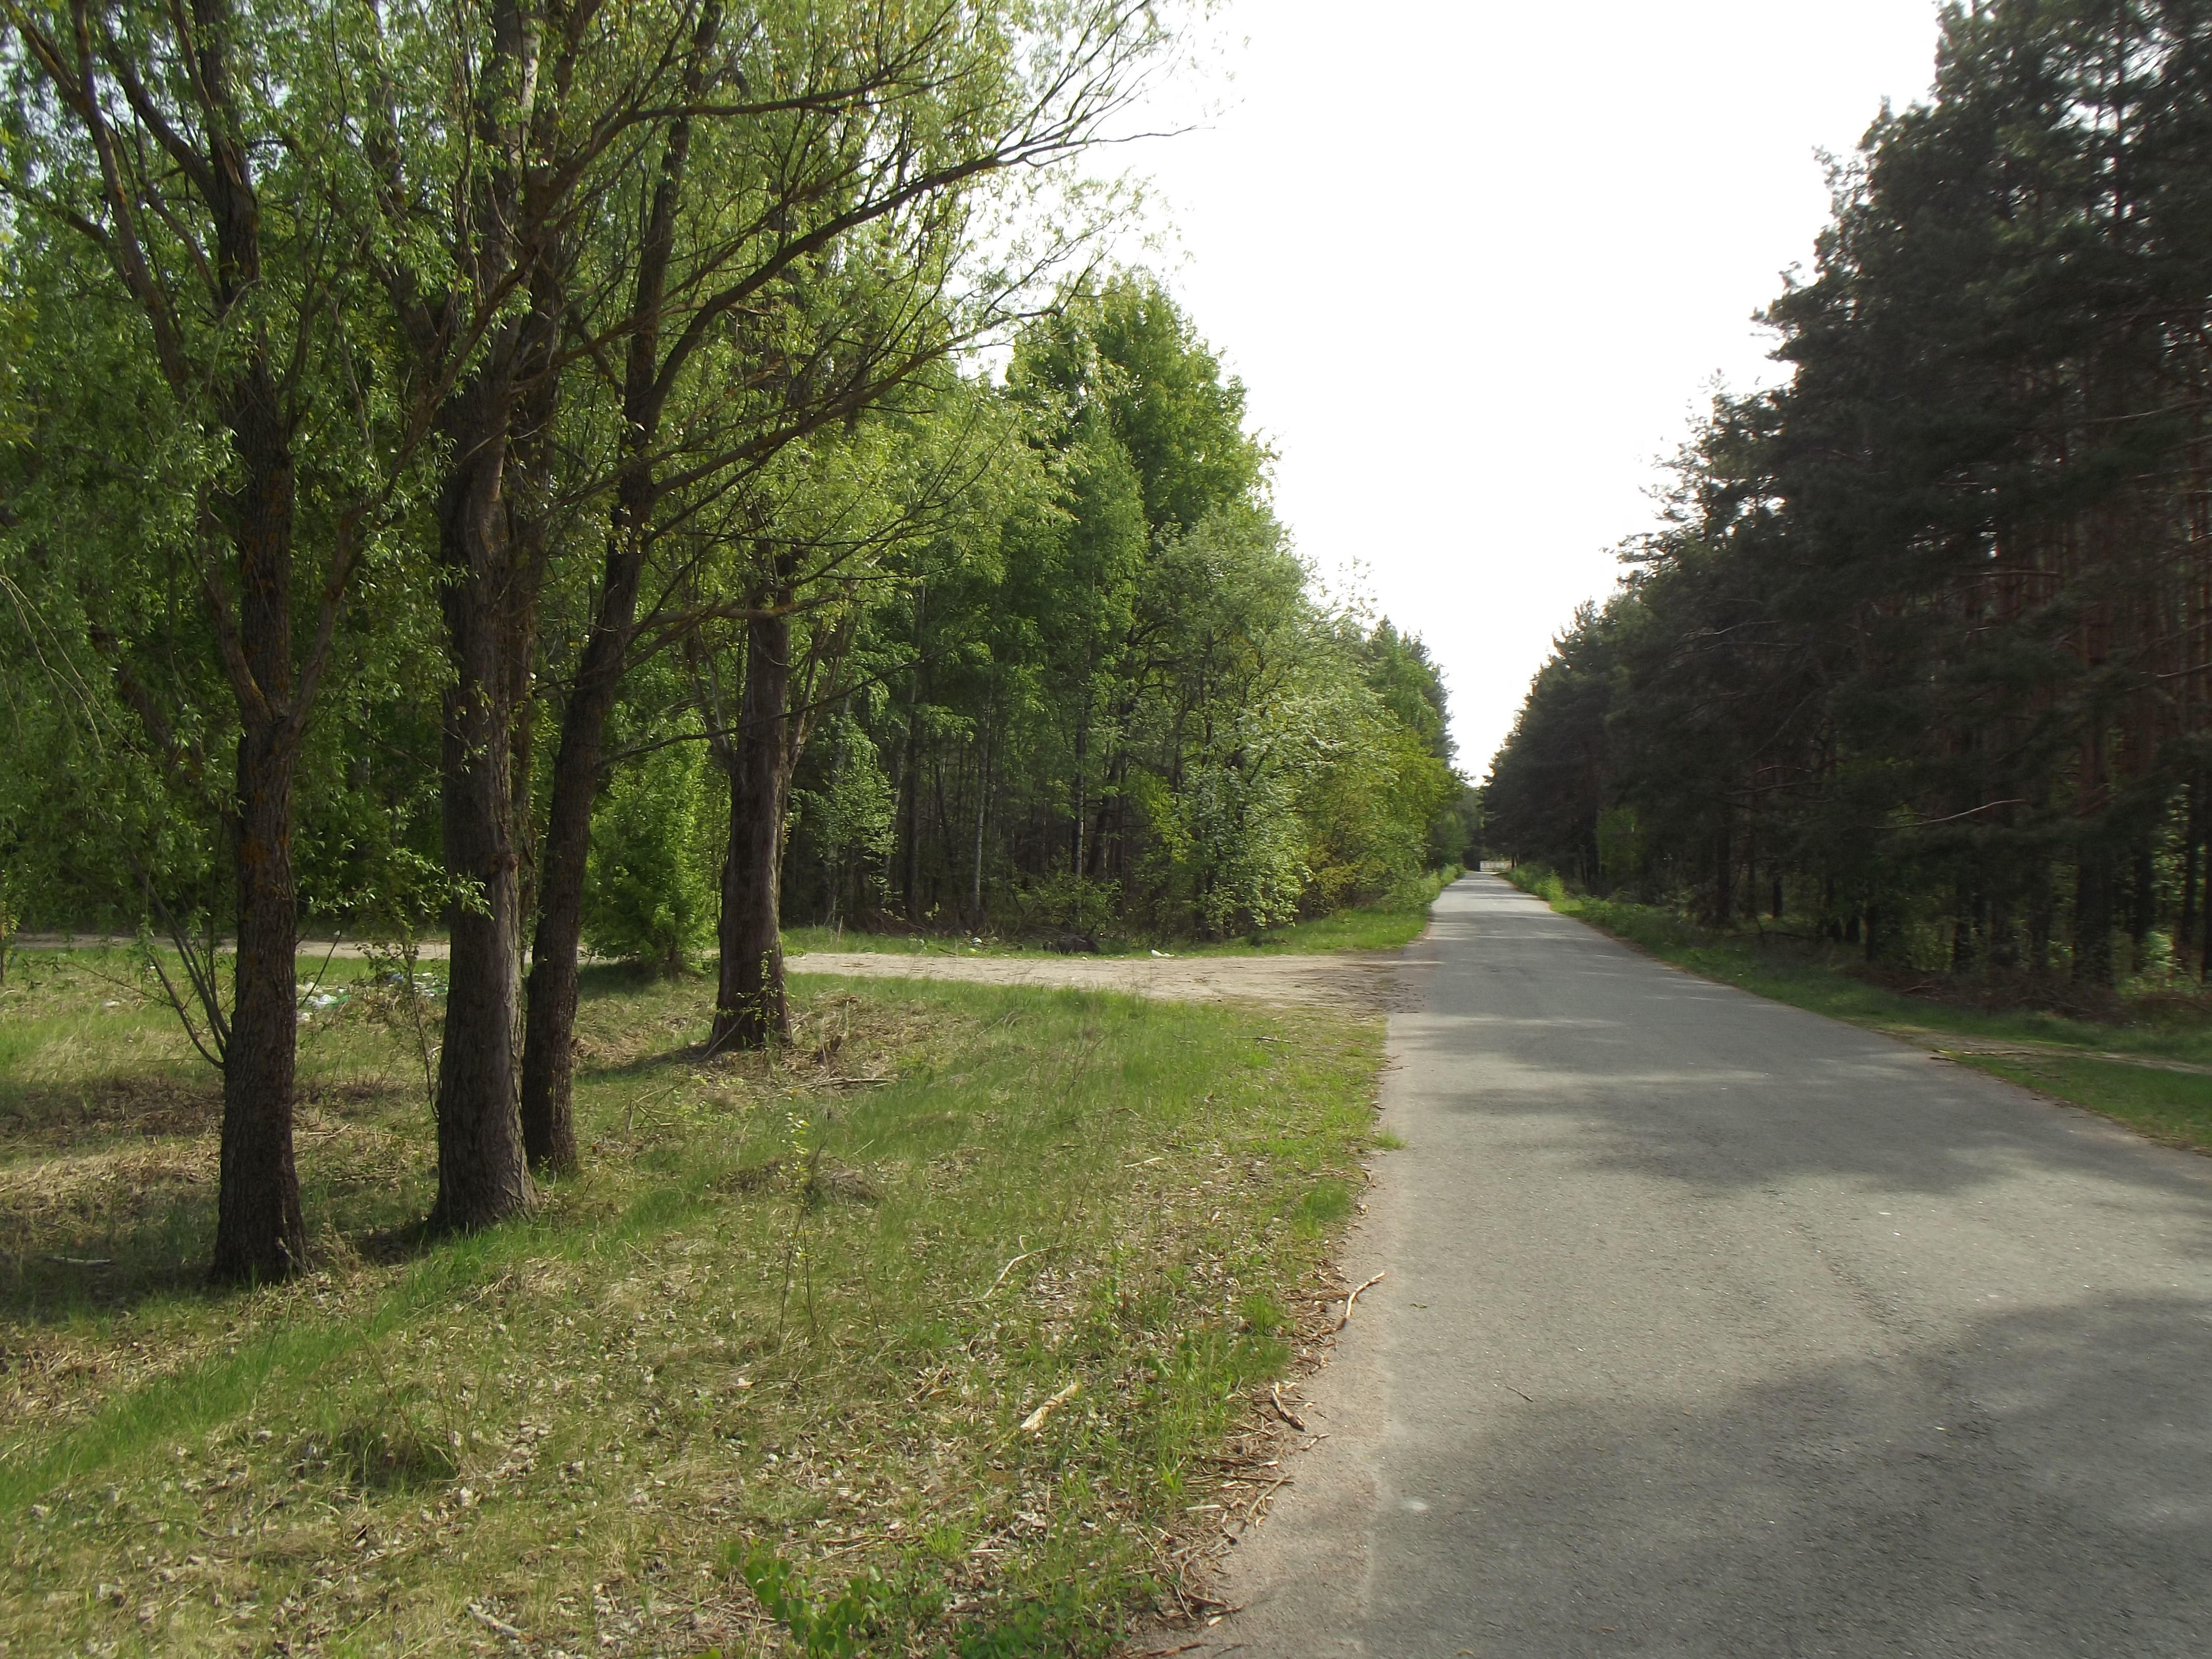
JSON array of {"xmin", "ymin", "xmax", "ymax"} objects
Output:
[
  {"xmin": 1487, "ymin": 0, "xmax": 2212, "ymax": 990},
  {"xmin": 597, "ymin": 277, "xmax": 1469, "ymax": 962},
  {"xmin": 0, "ymin": 3, "xmax": 1461, "ymax": 1282}
]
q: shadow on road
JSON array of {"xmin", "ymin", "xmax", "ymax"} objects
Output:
[{"xmin": 1373, "ymin": 1290, "xmax": 2212, "ymax": 1656}]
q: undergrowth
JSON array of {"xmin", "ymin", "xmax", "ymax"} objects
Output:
[
  {"xmin": 0, "ymin": 953, "xmax": 1382, "ymax": 1655},
  {"xmin": 780, "ymin": 866, "xmax": 1459, "ymax": 962}
]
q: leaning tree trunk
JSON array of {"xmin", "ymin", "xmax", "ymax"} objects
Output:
[
  {"xmin": 429, "ymin": 391, "xmax": 533, "ymax": 1232},
  {"xmin": 520, "ymin": 603, "xmax": 632, "ymax": 1173},
  {"xmin": 518, "ymin": 15, "xmax": 713, "ymax": 1163},
  {"xmin": 713, "ymin": 611, "xmax": 795, "ymax": 1050}
]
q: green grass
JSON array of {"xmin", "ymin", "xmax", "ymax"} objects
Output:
[
  {"xmin": 1504, "ymin": 870, "xmax": 2212, "ymax": 1148},
  {"xmin": 0, "ymin": 951, "xmax": 1387, "ymax": 1655},
  {"xmin": 784, "ymin": 867, "xmax": 1459, "ymax": 962},
  {"xmin": 1957, "ymin": 1053, "xmax": 2212, "ymax": 1148}
]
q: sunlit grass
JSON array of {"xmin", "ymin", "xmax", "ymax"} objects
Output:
[{"xmin": 0, "ymin": 955, "xmax": 1384, "ymax": 1655}]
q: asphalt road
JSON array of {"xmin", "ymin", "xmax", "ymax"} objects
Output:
[{"xmin": 1199, "ymin": 874, "xmax": 2212, "ymax": 1658}]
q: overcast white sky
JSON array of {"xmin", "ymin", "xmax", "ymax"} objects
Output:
[{"xmin": 1105, "ymin": 0, "xmax": 1950, "ymax": 774}]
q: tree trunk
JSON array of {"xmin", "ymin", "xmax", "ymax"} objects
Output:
[
  {"xmin": 209, "ymin": 360, "xmax": 308, "ymax": 1283},
  {"xmin": 2073, "ymin": 840, "xmax": 2115, "ymax": 988},
  {"xmin": 210, "ymin": 721, "xmax": 308, "ymax": 1282},
  {"xmin": 1950, "ymin": 879, "xmax": 1978, "ymax": 974},
  {"xmin": 713, "ymin": 610, "xmax": 795, "ymax": 1050},
  {"xmin": 518, "ymin": 677, "xmax": 595, "ymax": 1173},
  {"xmin": 970, "ymin": 700, "xmax": 991, "ymax": 930},
  {"xmin": 2128, "ymin": 839, "xmax": 2155, "ymax": 976},
  {"xmin": 1989, "ymin": 885, "xmax": 2020, "ymax": 971},
  {"xmin": 520, "ymin": 536, "xmax": 640, "ymax": 1174},
  {"xmin": 517, "ymin": 10, "xmax": 717, "ymax": 1167},
  {"xmin": 902, "ymin": 584, "xmax": 928, "ymax": 923},
  {"xmin": 2180, "ymin": 780, "xmax": 2200, "ymax": 965},
  {"xmin": 429, "ymin": 388, "xmax": 533, "ymax": 1232},
  {"xmin": 2028, "ymin": 864, "xmax": 2054, "ymax": 977}
]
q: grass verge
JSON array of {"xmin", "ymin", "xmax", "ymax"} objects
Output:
[
  {"xmin": 0, "ymin": 952, "xmax": 1383, "ymax": 1655},
  {"xmin": 1502, "ymin": 869, "xmax": 2212, "ymax": 1151}
]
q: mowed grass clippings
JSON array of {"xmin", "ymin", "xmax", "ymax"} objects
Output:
[{"xmin": 0, "ymin": 955, "xmax": 1384, "ymax": 1656}]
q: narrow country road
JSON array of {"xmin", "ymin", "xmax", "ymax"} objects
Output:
[{"xmin": 1201, "ymin": 874, "xmax": 2212, "ymax": 1657}]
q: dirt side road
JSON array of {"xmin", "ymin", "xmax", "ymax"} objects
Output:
[
  {"xmin": 12, "ymin": 937, "xmax": 1406, "ymax": 1010},
  {"xmin": 786, "ymin": 949, "xmax": 1410, "ymax": 1010}
]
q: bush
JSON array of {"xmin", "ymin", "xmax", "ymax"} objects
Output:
[{"xmin": 582, "ymin": 745, "xmax": 715, "ymax": 973}]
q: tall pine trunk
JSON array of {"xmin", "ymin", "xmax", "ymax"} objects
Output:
[{"xmin": 713, "ymin": 610, "xmax": 794, "ymax": 1050}]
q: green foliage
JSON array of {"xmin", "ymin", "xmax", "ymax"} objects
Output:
[
  {"xmin": 789, "ymin": 714, "xmax": 899, "ymax": 927},
  {"xmin": 583, "ymin": 744, "xmax": 716, "ymax": 974},
  {"xmin": 1485, "ymin": 1, "xmax": 2212, "ymax": 990},
  {"xmin": 739, "ymin": 1547, "xmax": 888, "ymax": 1657},
  {"xmin": 1020, "ymin": 872, "xmax": 1123, "ymax": 942},
  {"xmin": 791, "ymin": 274, "xmax": 1464, "ymax": 942}
]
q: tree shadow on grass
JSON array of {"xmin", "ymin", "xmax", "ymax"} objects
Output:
[{"xmin": 0, "ymin": 1073, "xmax": 432, "ymax": 1325}]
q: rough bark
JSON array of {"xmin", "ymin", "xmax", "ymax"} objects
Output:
[
  {"xmin": 193, "ymin": 20, "xmax": 314, "ymax": 1284},
  {"xmin": 970, "ymin": 703, "xmax": 991, "ymax": 929},
  {"xmin": 903, "ymin": 583, "xmax": 929, "ymax": 922},
  {"xmin": 428, "ymin": 382, "xmax": 534, "ymax": 1232},
  {"xmin": 713, "ymin": 611, "xmax": 795, "ymax": 1051},
  {"xmin": 520, "ymin": 569, "xmax": 631, "ymax": 1172}
]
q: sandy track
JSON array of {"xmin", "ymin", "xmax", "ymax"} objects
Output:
[
  {"xmin": 14, "ymin": 934, "xmax": 1406, "ymax": 1010},
  {"xmin": 786, "ymin": 950, "xmax": 1410, "ymax": 1010}
]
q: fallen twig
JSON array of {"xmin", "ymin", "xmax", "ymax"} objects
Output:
[
  {"xmin": 980, "ymin": 1248, "xmax": 1039, "ymax": 1300},
  {"xmin": 1332, "ymin": 1271, "xmax": 1386, "ymax": 1332},
  {"xmin": 1267, "ymin": 1382, "xmax": 1306, "ymax": 1431},
  {"xmin": 1019, "ymin": 1379, "xmax": 1080, "ymax": 1433},
  {"xmin": 466, "ymin": 1602, "xmax": 525, "ymax": 1640}
]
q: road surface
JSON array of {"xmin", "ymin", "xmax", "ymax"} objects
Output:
[{"xmin": 1198, "ymin": 874, "xmax": 2212, "ymax": 1657}]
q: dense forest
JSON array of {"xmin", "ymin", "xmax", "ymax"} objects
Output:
[
  {"xmin": 0, "ymin": 1, "xmax": 1462, "ymax": 1280},
  {"xmin": 1486, "ymin": 0, "xmax": 2212, "ymax": 991}
]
